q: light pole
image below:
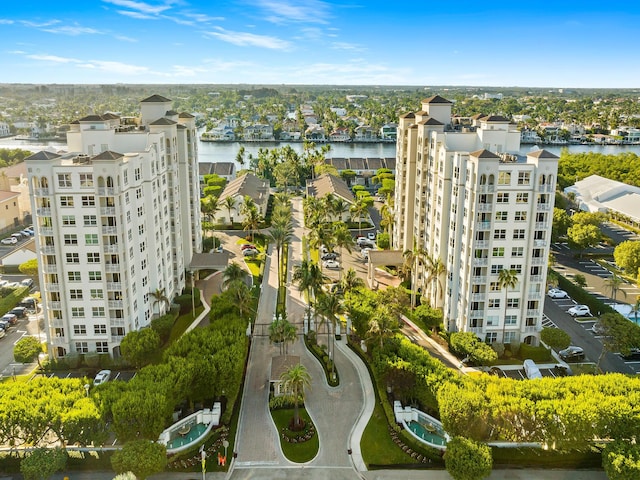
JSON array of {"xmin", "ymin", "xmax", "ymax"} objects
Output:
[
  {"xmin": 84, "ymin": 384, "xmax": 90, "ymax": 397},
  {"xmin": 200, "ymin": 449, "xmax": 206, "ymax": 480},
  {"xmin": 191, "ymin": 271, "xmax": 196, "ymax": 319}
]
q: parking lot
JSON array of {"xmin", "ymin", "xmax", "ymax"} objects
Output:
[{"xmin": 45, "ymin": 370, "xmax": 137, "ymax": 382}]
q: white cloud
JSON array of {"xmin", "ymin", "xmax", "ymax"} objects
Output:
[
  {"xmin": 251, "ymin": 0, "xmax": 331, "ymax": 24},
  {"xmin": 331, "ymin": 42, "xmax": 366, "ymax": 52},
  {"xmin": 182, "ymin": 12, "xmax": 224, "ymax": 23},
  {"xmin": 114, "ymin": 34, "xmax": 138, "ymax": 42},
  {"xmin": 102, "ymin": 0, "xmax": 174, "ymax": 15},
  {"xmin": 116, "ymin": 9, "xmax": 157, "ymax": 19},
  {"xmin": 42, "ymin": 25, "xmax": 102, "ymax": 36},
  {"xmin": 26, "ymin": 54, "xmax": 81, "ymax": 64},
  {"xmin": 0, "ymin": 19, "xmax": 14, "ymax": 24},
  {"xmin": 20, "ymin": 20, "xmax": 61, "ymax": 28},
  {"xmin": 79, "ymin": 60, "xmax": 151, "ymax": 76},
  {"xmin": 205, "ymin": 27, "xmax": 291, "ymax": 50}
]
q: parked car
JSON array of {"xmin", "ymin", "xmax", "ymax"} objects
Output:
[
  {"xmin": 19, "ymin": 297, "xmax": 37, "ymax": 312},
  {"xmin": 93, "ymin": 370, "xmax": 112, "ymax": 386},
  {"xmin": 9, "ymin": 307, "xmax": 27, "ymax": 319},
  {"xmin": 367, "ymin": 232, "xmax": 376, "ymax": 241},
  {"xmin": 0, "ymin": 329, "xmax": 5, "ymax": 339},
  {"xmin": 568, "ymin": 305, "xmax": 591, "ymax": 317},
  {"xmin": 559, "ymin": 345, "xmax": 585, "ymax": 361},
  {"xmin": 620, "ymin": 348, "xmax": 640, "ymax": 360},
  {"xmin": 1, "ymin": 314, "xmax": 17, "ymax": 325},
  {"xmin": 322, "ymin": 259, "xmax": 340, "ymax": 269},
  {"xmin": 20, "ymin": 278, "xmax": 34, "ymax": 288},
  {"xmin": 553, "ymin": 364, "xmax": 572, "ymax": 376},
  {"xmin": 20, "ymin": 229, "xmax": 33, "ymax": 237},
  {"xmin": 591, "ymin": 322, "xmax": 606, "ymax": 335},
  {"xmin": 0, "ymin": 280, "xmax": 8, "ymax": 287},
  {"xmin": 242, "ymin": 248, "xmax": 259, "ymax": 257},
  {"xmin": 1, "ymin": 237, "xmax": 17, "ymax": 245},
  {"xmin": 523, "ymin": 359, "xmax": 543, "ymax": 380},
  {"xmin": 0, "ymin": 319, "xmax": 9, "ymax": 331},
  {"xmin": 240, "ymin": 244, "xmax": 256, "ymax": 250},
  {"xmin": 5, "ymin": 282, "xmax": 20, "ymax": 289},
  {"xmin": 10, "ymin": 233, "xmax": 24, "ymax": 240},
  {"xmin": 547, "ymin": 288, "xmax": 569, "ymax": 299},
  {"xmin": 321, "ymin": 252, "xmax": 338, "ymax": 261}
]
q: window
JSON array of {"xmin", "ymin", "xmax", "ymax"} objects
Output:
[
  {"xmin": 491, "ymin": 264, "xmax": 504, "ymax": 274},
  {"xmin": 68, "ymin": 271, "xmax": 81, "ymax": 282},
  {"xmin": 142, "ymin": 276, "xmax": 148, "ymax": 287},
  {"xmin": 495, "ymin": 211, "xmax": 508, "ymax": 221},
  {"xmin": 139, "ymin": 225, "xmax": 145, "ymax": 235},
  {"xmin": 89, "ymin": 271, "xmax": 102, "ymax": 281},
  {"xmin": 85, "ymin": 234, "xmax": 98, "ymax": 245},
  {"xmin": 486, "ymin": 332, "xmax": 498, "ymax": 344},
  {"xmin": 137, "ymin": 206, "xmax": 144, "ymax": 217},
  {"xmin": 510, "ymin": 264, "xmax": 523, "ymax": 274},
  {"xmin": 55, "ymin": 327, "xmax": 64, "ymax": 337},
  {"xmin": 135, "ymin": 168, "xmax": 141, "ymax": 181},
  {"xmin": 511, "ymin": 247, "xmax": 524, "ymax": 257},
  {"xmin": 513, "ymin": 229, "xmax": 525, "ymax": 240},
  {"xmin": 493, "ymin": 229, "xmax": 506, "ymax": 240},
  {"xmin": 490, "ymin": 282, "xmax": 500, "ymax": 291},
  {"xmin": 515, "ymin": 211, "xmax": 527, "ymax": 221},
  {"xmin": 136, "ymin": 187, "xmax": 142, "ymax": 199},
  {"xmin": 71, "ymin": 307, "xmax": 84, "ymax": 318},
  {"xmin": 64, "ymin": 234, "xmax": 78, "ymax": 245},
  {"xmin": 92, "ymin": 307, "xmax": 105, "ymax": 317},
  {"xmin": 75, "ymin": 342, "xmax": 89, "ymax": 353},
  {"xmin": 94, "ymin": 325, "xmax": 107, "ymax": 336},
  {"xmin": 70, "ymin": 289, "xmax": 83, "ymax": 300},
  {"xmin": 489, "ymin": 299, "xmax": 501, "ymax": 309},
  {"xmin": 66, "ymin": 253, "xmax": 79, "ymax": 263},
  {"xmin": 111, "ymin": 326, "xmax": 125, "ymax": 337},
  {"xmin": 84, "ymin": 215, "xmax": 97, "ymax": 226},
  {"xmin": 62, "ymin": 215, "xmax": 76, "ymax": 226},
  {"xmin": 80, "ymin": 174, "xmax": 93, "ymax": 187},
  {"xmin": 60, "ymin": 196, "xmax": 74, "ymax": 207},
  {"xmin": 497, "ymin": 193, "xmax": 509, "ymax": 203},
  {"xmin": 498, "ymin": 171, "xmax": 511, "ymax": 185},
  {"xmin": 58, "ymin": 173, "xmax": 71, "ymax": 188},
  {"xmin": 507, "ymin": 298, "xmax": 520, "ymax": 308},
  {"xmin": 516, "ymin": 193, "xmax": 529, "ymax": 204},
  {"xmin": 504, "ymin": 332, "xmax": 516, "ymax": 344},
  {"xmin": 81, "ymin": 195, "xmax": 95, "ymax": 206},
  {"xmin": 96, "ymin": 342, "xmax": 109, "ymax": 353},
  {"xmin": 141, "ymin": 259, "xmax": 147, "ymax": 270},
  {"xmin": 139, "ymin": 241, "xmax": 146, "ymax": 253},
  {"xmin": 87, "ymin": 252, "xmax": 100, "ymax": 263},
  {"xmin": 505, "ymin": 315, "xmax": 518, "ymax": 325},
  {"xmin": 89, "ymin": 289, "xmax": 103, "ymax": 299},
  {"xmin": 518, "ymin": 171, "xmax": 530, "ymax": 185},
  {"xmin": 492, "ymin": 247, "xmax": 505, "ymax": 257}
]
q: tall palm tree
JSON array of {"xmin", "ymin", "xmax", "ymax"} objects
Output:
[
  {"xmin": 315, "ymin": 292, "xmax": 345, "ymax": 378},
  {"xmin": 350, "ymin": 199, "xmax": 369, "ymax": 236},
  {"xmin": 233, "ymin": 282, "xmax": 254, "ymax": 320},
  {"xmin": 292, "ymin": 259, "xmax": 328, "ymax": 331},
  {"xmin": 332, "ymin": 222, "xmax": 354, "ymax": 280},
  {"xmin": 269, "ymin": 220, "xmax": 293, "ymax": 288},
  {"xmin": 329, "ymin": 196, "xmax": 349, "ymax": 222},
  {"xmin": 380, "ymin": 200, "xmax": 394, "ymax": 239},
  {"xmin": 403, "ymin": 246, "xmax": 426, "ymax": 308},
  {"xmin": 150, "ymin": 287, "xmax": 170, "ymax": 316},
  {"xmin": 366, "ymin": 306, "xmax": 399, "ymax": 349},
  {"xmin": 340, "ymin": 268, "xmax": 365, "ymax": 296},
  {"xmin": 235, "ymin": 145, "xmax": 246, "ymax": 168},
  {"xmin": 200, "ymin": 196, "xmax": 220, "ymax": 238},
  {"xmin": 222, "ymin": 262, "xmax": 247, "ymax": 290},
  {"xmin": 222, "ymin": 196, "xmax": 236, "ymax": 226},
  {"xmin": 604, "ymin": 274, "xmax": 627, "ymax": 303},
  {"xmin": 498, "ymin": 269, "xmax": 519, "ymax": 344},
  {"xmin": 280, "ymin": 363, "xmax": 311, "ymax": 429},
  {"xmin": 269, "ymin": 316, "xmax": 297, "ymax": 356},
  {"xmin": 425, "ymin": 254, "xmax": 446, "ymax": 309}
]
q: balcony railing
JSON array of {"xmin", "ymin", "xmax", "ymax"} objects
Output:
[
  {"xmin": 478, "ymin": 185, "xmax": 495, "ymax": 193},
  {"xmin": 43, "ymin": 264, "xmax": 58, "ymax": 273},
  {"xmin": 535, "ymin": 222, "xmax": 548, "ymax": 230},
  {"xmin": 534, "ymin": 239, "xmax": 546, "ymax": 247},
  {"xmin": 526, "ymin": 309, "xmax": 539, "ymax": 317},
  {"xmin": 48, "ymin": 301, "xmax": 61, "ymax": 309},
  {"xmin": 110, "ymin": 335, "xmax": 125, "ymax": 343},
  {"xmin": 524, "ymin": 325, "xmax": 540, "ymax": 333},
  {"xmin": 476, "ymin": 221, "xmax": 491, "ymax": 230},
  {"xmin": 540, "ymin": 184, "xmax": 554, "ymax": 193},
  {"xmin": 108, "ymin": 300, "xmax": 124, "ymax": 309},
  {"xmin": 46, "ymin": 283, "xmax": 60, "ymax": 292},
  {"xmin": 471, "ymin": 276, "xmax": 487, "ymax": 284},
  {"xmin": 35, "ymin": 188, "xmax": 49, "ymax": 196},
  {"xmin": 475, "ymin": 240, "xmax": 489, "ymax": 248},
  {"xmin": 531, "ymin": 257, "xmax": 545, "ymax": 266},
  {"xmin": 105, "ymin": 263, "xmax": 120, "ymax": 272},
  {"xmin": 528, "ymin": 292, "xmax": 542, "ymax": 299},
  {"xmin": 103, "ymin": 245, "xmax": 119, "ymax": 254},
  {"xmin": 37, "ymin": 208, "xmax": 51, "ymax": 216},
  {"xmin": 98, "ymin": 187, "xmax": 116, "ymax": 195},
  {"xmin": 102, "ymin": 226, "xmax": 117, "ymax": 235},
  {"xmin": 106, "ymin": 282, "xmax": 122, "ymax": 290},
  {"xmin": 42, "ymin": 246, "xmax": 56, "ymax": 255},
  {"xmin": 530, "ymin": 275, "xmax": 543, "ymax": 282},
  {"xmin": 471, "ymin": 293, "xmax": 487, "ymax": 302},
  {"xmin": 476, "ymin": 204, "xmax": 493, "ymax": 212},
  {"xmin": 537, "ymin": 203, "xmax": 551, "ymax": 211},
  {"xmin": 100, "ymin": 207, "xmax": 116, "ymax": 215},
  {"xmin": 40, "ymin": 227, "xmax": 53, "ymax": 235},
  {"xmin": 473, "ymin": 258, "xmax": 489, "ymax": 266},
  {"xmin": 469, "ymin": 326, "xmax": 484, "ymax": 335}
]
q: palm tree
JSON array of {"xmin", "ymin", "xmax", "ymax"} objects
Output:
[
  {"xmin": 380, "ymin": 200, "xmax": 394, "ymax": 238},
  {"xmin": 200, "ymin": 196, "xmax": 220, "ymax": 238},
  {"xmin": 269, "ymin": 316, "xmax": 297, "ymax": 355},
  {"xmin": 292, "ymin": 259, "xmax": 328, "ymax": 331},
  {"xmin": 280, "ymin": 363, "xmax": 311, "ymax": 430},
  {"xmin": 315, "ymin": 292, "xmax": 344, "ymax": 379},
  {"xmin": 340, "ymin": 268, "xmax": 365, "ymax": 296},
  {"xmin": 235, "ymin": 146, "xmax": 246, "ymax": 168},
  {"xmin": 222, "ymin": 196, "xmax": 236, "ymax": 226},
  {"xmin": 425, "ymin": 254, "xmax": 446, "ymax": 309},
  {"xmin": 328, "ymin": 195, "xmax": 349, "ymax": 222},
  {"xmin": 604, "ymin": 274, "xmax": 627, "ymax": 303},
  {"xmin": 402, "ymin": 246, "xmax": 426, "ymax": 308},
  {"xmin": 222, "ymin": 262, "xmax": 247, "ymax": 290},
  {"xmin": 332, "ymin": 222, "xmax": 354, "ymax": 280},
  {"xmin": 498, "ymin": 269, "xmax": 519, "ymax": 344},
  {"xmin": 150, "ymin": 287, "xmax": 170, "ymax": 316},
  {"xmin": 366, "ymin": 306, "xmax": 399, "ymax": 349},
  {"xmin": 269, "ymin": 221, "xmax": 293, "ymax": 288},
  {"xmin": 350, "ymin": 199, "xmax": 369, "ymax": 236},
  {"xmin": 233, "ymin": 282, "xmax": 254, "ymax": 319}
]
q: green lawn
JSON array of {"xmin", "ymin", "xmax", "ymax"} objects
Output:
[{"xmin": 270, "ymin": 408, "xmax": 319, "ymax": 463}]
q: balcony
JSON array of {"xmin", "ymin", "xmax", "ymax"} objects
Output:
[
  {"xmin": 478, "ymin": 185, "xmax": 495, "ymax": 193},
  {"xmin": 476, "ymin": 221, "xmax": 491, "ymax": 230},
  {"xmin": 471, "ymin": 276, "xmax": 487, "ymax": 284},
  {"xmin": 106, "ymin": 282, "xmax": 122, "ymax": 290},
  {"xmin": 469, "ymin": 326, "xmax": 484, "ymax": 335},
  {"xmin": 536, "ymin": 203, "xmax": 550, "ymax": 211},
  {"xmin": 471, "ymin": 293, "xmax": 486, "ymax": 302},
  {"xmin": 35, "ymin": 188, "xmax": 50, "ymax": 196},
  {"xmin": 100, "ymin": 207, "xmax": 116, "ymax": 215},
  {"xmin": 528, "ymin": 292, "xmax": 542, "ymax": 299},
  {"xmin": 472, "ymin": 258, "xmax": 488, "ymax": 266},
  {"xmin": 37, "ymin": 208, "xmax": 51, "ymax": 216},
  {"xmin": 526, "ymin": 309, "xmax": 539, "ymax": 317},
  {"xmin": 533, "ymin": 239, "xmax": 546, "ymax": 247},
  {"xmin": 530, "ymin": 275, "xmax": 543, "ymax": 283},
  {"xmin": 105, "ymin": 263, "xmax": 121, "ymax": 272},
  {"xmin": 475, "ymin": 240, "xmax": 489, "ymax": 248},
  {"xmin": 540, "ymin": 184, "xmax": 554, "ymax": 193},
  {"xmin": 110, "ymin": 335, "xmax": 125, "ymax": 343},
  {"xmin": 46, "ymin": 283, "xmax": 60, "ymax": 292},
  {"xmin": 535, "ymin": 222, "xmax": 548, "ymax": 230},
  {"xmin": 48, "ymin": 301, "xmax": 61, "ymax": 309},
  {"xmin": 98, "ymin": 187, "xmax": 116, "ymax": 195},
  {"xmin": 108, "ymin": 300, "xmax": 124, "ymax": 309},
  {"xmin": 42, "ymin": 246, "xmax": 56, "ymax": 255},
  {"xmin": 469, "ymin": 311, "xmax": 485, "ymax": 319},
  {"xmin": 40, "ymin": 227, "xmax": 53, "ymax": 235},
  {"xmin": 43, "ymin": 264, "xmax": 58, "ymax": 273},
  {"xmin": 476, "ymin": 204, "xmax": 493, "ymax": 212},
  {"xmin": 51, "ymin": 336, "xmax": 67, "ymax": 346},
  {"xmin": 102, "ymin": 226, "xmax": 117, "ymax": 235},
  {"xmin": 103, "ymin": 245, "xmax": 119, "ymax": 254},
  {"xmin": 524, "ymin": 325, "xmax": 540, "ymax": 333},
  {"xmin": 531, "ymin": 257, "xmax": 545, "ymax": 266}
]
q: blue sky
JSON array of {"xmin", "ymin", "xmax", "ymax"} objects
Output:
[{"xmin": 1, "ymin": 1, "xmax": 638, "ymax": 87}]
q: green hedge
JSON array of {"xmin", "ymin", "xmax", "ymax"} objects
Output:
[
  {"xmin": 554, "ymin": 269, "xmax": 617, "ymax": 317},
  {"xmin": 519, "ymin": 343, "xmax": 552, "ymax": 362},
  {"xmin": 0, "ymin": 286, "xmax": 30, "ymax": 316},
  {"xmin": 303, "ymin": 334, "xmax": 339, "ymax": 386}
]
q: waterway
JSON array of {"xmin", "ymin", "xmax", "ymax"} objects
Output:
[{"xmin": 3, "ymin": 136, "xmax": 640, "ymax": 171}]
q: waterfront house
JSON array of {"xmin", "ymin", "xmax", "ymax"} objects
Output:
[
  {"xmin": 215, "ymin": 173, "xmax": 270, "ymax": 225},
  {"xmin": 306, "ymin": 173, "xmax": 355, "ymax": 223}
]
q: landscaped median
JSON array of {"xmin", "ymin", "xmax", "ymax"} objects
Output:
[{"xmin": 270, "ymin": 407, "xmax": 319, "ymax": 462}]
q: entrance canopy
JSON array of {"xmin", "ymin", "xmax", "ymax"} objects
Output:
[{"xmin": 189, "ymin": 252, "xmax": 231, "ymax": 271}]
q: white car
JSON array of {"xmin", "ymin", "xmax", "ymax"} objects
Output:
[
  {"xmin": 93, "ymin": 370, "xmax": 112, "ymax": 386},
  {"xmin": 367, "ymin": 232, "xmax": 376, "ymax": 241},
  {"xmin": 568, "ymin": 305, "xmax": 591, "ymax": 317},
  {"xmin": 322, "ymin": 259, "xmax": 340, "ymax": 269},
  {"xmin": 1, "ymin": 237, "xmax": 17, "ymax": 245},
  {"xmin": 548, "ymin": 288, "xmax": 569, "ymax": 299}
]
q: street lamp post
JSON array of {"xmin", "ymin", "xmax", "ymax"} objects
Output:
[
  {"xmin": 200, "ymin": 449, "xmax": 206, "ymax": 480},
  {"xmin": 84, "ymin": 384, "xmax": 90, "ymax": 397}
]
